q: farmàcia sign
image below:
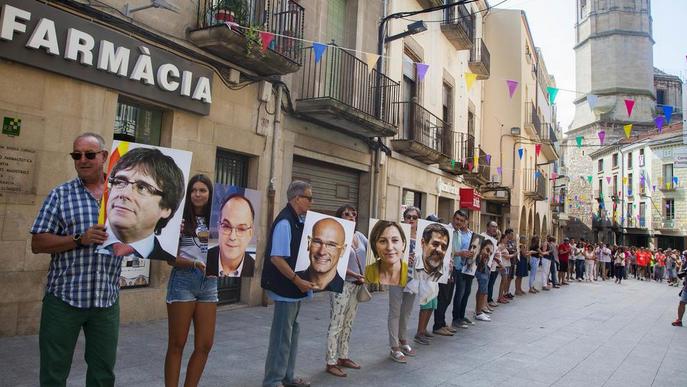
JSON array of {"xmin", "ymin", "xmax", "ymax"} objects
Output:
[{"xmin": 0, "ymin": 0, "xmax": 212, "ymax": 115}]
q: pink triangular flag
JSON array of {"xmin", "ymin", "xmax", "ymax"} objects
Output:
[
  {"xmin": 506, "ymin": 80, "xmax": 518, "ymax": 98},
  {"xmin": 259, "ymin": 31, "xmax": 275, "ymax": 52},
  {"xmin": 624, "ymin": 99, "xmax": 635, "ymax": 117},
  {"xmin": 598, "ymin": 130, "xmax": 605, "ymax": 145},
  {"xmin": 606, "ymin": 176, "xmax": 611, "ymax": 184},
  {"xmin": 535, "ymin": 144, "xmax": 541, "ymax": 157}
]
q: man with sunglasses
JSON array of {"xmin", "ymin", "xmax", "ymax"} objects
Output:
[
  {"xmin": 30, "ymin": 133, "xmax": 123, "ymax": 386},
  {"xmin": 296, "ymin": 217, "xmax": 347, "ymax": 293},
  {"xmin": 206, "ymin": 193, "xmax": 256, "ymax": 277},
  {"xmin": 99, "ymin": 147, "xmax": 185, "ymax": 261}
]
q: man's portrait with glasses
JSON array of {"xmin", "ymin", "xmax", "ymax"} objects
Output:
[
  {"xmin": 206, "ymin": 186, "xmax": 261, "ymax": 277},
  {"xmin": 97, "ymin": 142, "xmax": 191, "ymax": 261},
  {"xmin": 294, "ymin": 212, "xmax": 355, "ymax": 293}
]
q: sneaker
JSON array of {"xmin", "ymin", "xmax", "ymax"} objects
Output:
[
  {"xmin": 506, "ymin": 293, "xmax": 514, "ymax": 299},
  {"xmin": 432, "ymin": 326, "xmax": 455, "ymax": 336},
  {"xmin": 463, "ymin": 317, "xmax": 475, "ymax": 325},
  {"xmin": 672, "ymin": 320, "xmax": 683, "ymax": 327},
  {"xmin": 488, "ymin": 301, "xmax": 499, "ymax": 307},
  {"xmin": 452, "ymin": 321, "xmax": 469, "ymax": 329},
  {"xmin": 414, "ymin": 335, "xmax": 430, "ymax": 345},
  {"xmin": 475, "ymin": 313, "xmax": 491, "ymax": 321},
  {"xmin": 446, "ymin": 326, "xmax": 458, "ymax": 333}
]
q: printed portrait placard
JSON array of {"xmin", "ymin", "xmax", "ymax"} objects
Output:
[
  {"xmin": 96, "ymin": 141, "xmax": 192, "ymax": 260},
  {"xmin": 206, "ymin": 185, "xmax": 261, "ymax": 277},
  {"xmin": 294, "ymin": 211, "xmax": 355, "ymax": 293},
  {"xmin": 415, "ymin": 219, "xmax": 453, "ymax": 284},
  {"xmin": 364, "ymin": 219, "xmax": 411, "ymax": 287}
]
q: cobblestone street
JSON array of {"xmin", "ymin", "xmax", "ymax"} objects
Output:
[{"xmin": 1, "ymin": 277, "xmax": 685, "ymax": 387}]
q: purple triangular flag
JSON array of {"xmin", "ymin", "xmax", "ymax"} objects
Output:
[
  {"xmin": 663, "ymin": 105, "xmax": 674, "ymax": 124},
  {"xmin": 497, "ymin": 166, "xmax": 503, "ymax": 175},
  {"xmin": 506, "ymin": 80, "xmax": 518, "ymax": 98},
  {"xmin": 416, "ymin": 63, "xmax": 429, "ymax": 81},
  {"xmin": 485, "ymin": 154, "xmax": 491, "ymax": 164},
  {"xmin": 598, "ymin": 130, "xmax": 605, "ymax": 145},
  {"xmin": 606, "ymin": 176, "xmax": 611, "ymax": 184},
  {"xmin": 313, "ymin": 42, "xmax": 327, "ymax": 63},
  {"xmin": 656, "ymin": 116, "xmax": 665, "ymax": 133}
]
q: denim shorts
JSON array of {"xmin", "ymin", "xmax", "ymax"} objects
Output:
[
  {"xmin": 166, "ymin": 267, "xmax": 218, "ymax": 303},
  {"xmin": 475, "ymin": 269, "xmax": 489, "ymax": 294}
]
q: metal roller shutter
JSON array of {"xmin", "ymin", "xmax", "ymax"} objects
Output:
[{"xmin": 292, "ymin": 156, "xmax": 360, "ymax": 216}]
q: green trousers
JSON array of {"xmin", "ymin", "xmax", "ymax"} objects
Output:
[{"xmin": 39, "ymin": 293, "xmax": 120, "ymax": 387}]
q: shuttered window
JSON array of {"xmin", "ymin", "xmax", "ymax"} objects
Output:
[{"xmin": 292, "ymin": 157, "xmax": 360, "ymax": 216}]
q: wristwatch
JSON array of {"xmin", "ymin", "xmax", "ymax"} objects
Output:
[{"xmin": 73, "ymin": 233, "xmax": 83, "ymax": 247}]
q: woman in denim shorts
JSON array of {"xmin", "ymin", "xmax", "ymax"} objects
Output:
[{"xmin": 164, "ymin": 174, "xmax": 217, "ymax": 387}]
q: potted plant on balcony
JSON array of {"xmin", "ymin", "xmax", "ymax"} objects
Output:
[{"xmin": 212, "ymin": 0, "xmax": 248, "ymax": 26}]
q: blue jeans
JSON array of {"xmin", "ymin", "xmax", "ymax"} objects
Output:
[
  {"xmin": 263, "ymin": 301, "xmax": 301, "ymax": 387},
  {"xmin": 529, "ymin": 257, "xmax": 540, "ymax": 289},
  {"xmin": 487, "ymin": 270, "xmax": 499, "ymax": 302},
  {"xmin": 575, "ymin": 260, "xmax": 585, "ymax": 280},
  {"xmin": 550, "ymin": 260, "xmax": 559, "ymax": 285},
  {"xmin": 452, "ymin": 271, "xmax": 473, "ymax": 324}
]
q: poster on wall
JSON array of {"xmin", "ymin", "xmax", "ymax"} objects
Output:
[
  {"xmin": 414, "ymin": 219, "xmax": 453, "ymax": 284},
  {"xmin": 206, "ymin": 185, "xmax": 261, "ymax": 277},
  {"xmin": 96, "ymin": 141, "xmax": 192, "ymax": 260},
  {"xmin": 294, "ymin": 211, "xmax": 355, "ymax": 293},
  {"xmin": 364, "ymin": 219, "xmax": 412, "ymax": 287}
]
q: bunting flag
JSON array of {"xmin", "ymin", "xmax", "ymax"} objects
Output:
[
  {"xmin": 518, "ymin": 148, "xmax": 524, "ymax": 160},
  {"xmin": 417, "ymin": 63, "xmax": 430, "ymax": 81},
  {"xmin": 653, "ymin": 185, "xmax": 656, "ymax": 191},
  {"xmin": 451, "ymin": 159, "xmax": 455, "ymax": 169},
  {"xmin": 606, "ymin": 176, "xmax": 611, "ymax": 184},
  {"xmin": 535, "ymin": 170, "xmax": 540, "ymax": 178},
  {"xmin": 624, "ymin": 99, "xmax": 635, "ymax": 117},
  {"xmin": 485, "ymin": 154, "xmax": 491, "ymax": 165},
  {"xmin": 663, "ymin": 105, "xmax": 674, "ymax": 124},
  {"xmin": 473, "ymin": 154, "xmax": 479, "ymax": 169},
  {"xmin": 365, "ymin": 53, "xmax": 380, "ymax": 72},
  {"xmin": 313, "ymin": 42, "xmax": 327, "ymax": 63},
  {"xmin": 547, "ymin": 87, "xmax": 559, "ymax": 105},
  {"xmin": 98, "ymin": 141, "xmax": 130, "ymax": 224},
  {"xmin": 467, "ymin": 161, "xmax": 473, "ymax": 171},
  {"xmin": 259, "ymin": 31, "xmax": 275, "ymax": 51},
  {"xmin": 224, "ymin": 21, "xmax": 239, "ymax": 30},
  {"xmin": 465, "ymin": 72, "xmax": 477, "ymax": 90},
  {"xmin": 623, "ymin": 176, "xmax": 628, "ymax": 185},
  {"xmin": 624, "ymin": 124, "xmax": 633, "ymax": 139},
  {"xmin": 673, "ymin": 176, "xmax": 679, "ymax": 185},
  {"xmin": 587, "ymin": 176, "xmax": 592, "ymax": 184},
  {"xmin": 656, "ymin": 116, "xmax": 665, "ymax": 133},
  {"xmin": 535, "ymin": 144, "xmax": 541, "ymax": 157},
  {"xmin": 552, "ymin": 172, "xmax": 558, "ymax": 180},
  {"xmin": 497, "ymin": 166, "xmax": 503, "ymax": 175},
  {"xmin": 598, "ymin": 130, "xmax": 605, "ymax": 145},
  {"xmin": 506, "ymin": 80, "xmax": 518, "ymax": 98},
  {"xmin": 576, "ymin": 136, "xmax": 583, "ymax": 148},
  {"xmin": 587, "ymin": 94, "xmax": 598, "ymax": 110}
]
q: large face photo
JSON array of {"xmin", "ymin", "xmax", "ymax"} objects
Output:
[
  {"xmin": 416, "ymin": 220, "xmax": 452, "ymax": 283},
  {"xmin": 206, "ymin": 185, "xmax": 261, "ymax": 277},
  {"xmin": 462, "ymin": 233, "xmax": 485, "ymax": 276},
  {"xmin": 364, "ymin": 219, "xmax": 411, "ymax": 286},
  {"xmin": 295, "ymin": 211, "xmax": 355, "ymax": 293},
  {"xmin": 97, "ymin": 141, "xmax": 192, "ymax": 260}
]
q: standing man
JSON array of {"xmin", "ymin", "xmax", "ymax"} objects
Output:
[
  {"xmin": 484, "ymin": 221, "xmax": 501, "ymax": 307},
  {"xmin": 261, "ymin": 181, "xmax": 315, "ymax": 387},
  {"xmin": 30, "ymin": 133, "xmax": 123, "ymax": 386},
  {"xmin": 452, "ymin": 210, "xmax": 476, "ymax": 329},
  {"xmin": 557, "ymin": 238, "xmax": 572, "ymax": 285}
]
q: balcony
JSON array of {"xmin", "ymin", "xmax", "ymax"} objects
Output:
[
  {"xmin": 190, "ymin": 0, "xmax": 304, "ymax": 76},
  {"xmin": 468, "ymin": 38, "xmax": 490, "ymax": 80},
  {"xmin": 662, "ymin": 219, "xmax": 676, "ymax": 229},
  {"xmin": 392, "ymin": 101, "xmax": 450, "ymax": 164},
  {"xmin": 295, "ymin": 46, "xmax": 400, "ymax": 138},
  {"xmin": 524, "ymin": 102, "xmax": 542, "ymax": 139},
  {"xmin": 523, "ymin": 168, "xmax": 547, "ymax": 201},
  {"xmin": 464, "ymin": 148, "xmax": 491, "ymax": 185},
  {"xmin": 439, "ymin": 132, "xmax": 472, "ymax": 175},
  {"xmin": 440, "ymin": 4, "xmax": 474, "ymax": 50},
  {"xmin": 538, "ymin": 124, "xmax": 558, "ymax": 161},
  {"xmin": 660, "ymin": 181, "xmax": 676, "ymax": 192}
]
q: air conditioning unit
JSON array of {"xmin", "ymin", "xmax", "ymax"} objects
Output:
[{"xmin": 490, "ymin": 174, "xmax": 501, "ymax": 184}]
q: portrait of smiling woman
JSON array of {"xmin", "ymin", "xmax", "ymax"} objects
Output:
[{"xmin": 365, "ymin": 220, "xmax": 409, "ymax": 287}]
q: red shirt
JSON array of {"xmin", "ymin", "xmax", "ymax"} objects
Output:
[{"xmin": 558, "ymin": 243, "xmax": 571, "ymax": 263}]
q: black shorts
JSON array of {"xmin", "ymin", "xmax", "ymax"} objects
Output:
[{"xmin": 559, "ymin": 261, "xmax": 569, "ymax": 272}]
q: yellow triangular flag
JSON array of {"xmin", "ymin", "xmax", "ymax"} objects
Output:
[
  {"xmin": 465, "ymin": 72, "xmax": 477, "ymax": 90},
  {"xmin": 473, "ymin": 154, "xmax": 478, "ymax": 169},
  {"xmin": 622, "ymin": 176, "xmax": 628, "ymax": 185},
  {"xmin": 624, "ymin": 124, "xmax": 632, "ymax": 139},
  {"xmin": 365, "ymin": 53, "xmax": 380, "ymax": 73}
]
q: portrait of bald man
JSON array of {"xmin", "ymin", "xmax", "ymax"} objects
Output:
[{"xmin": 296, "ymin": 217, "xmax": 347, "ymax": 292}]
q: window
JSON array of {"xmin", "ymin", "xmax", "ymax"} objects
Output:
[
  {"xmin": 114, "ymin": 98, "xmax": 163, "ymax": 145},
  {"xmin": 442, "ymin": 82, "xmax": 453, "ymax": 125},
  {"xmin": 612, "ymin": 153, "xmax": 618, "ymax": 168},
  {"xmin": 627, "ymin": 203, "xmax": 633, "ymax": 224},
  {"xmin": 627, "ymin": 151, "xmax": 633, "ymax": 169},
  {"xmin": 598, "ymin": 178, "xmax": 603, "ymax": 197},
  {"xmin": 665, "ymin": 199, "xmax": 675, "ymax": 220},
  {"xmin": 402, "ymin": 189, "xmax": 423, "ymax": 216},
  {"xmin": 663, "ymin": 164, "xmax": 674, "ymax": 189},
  {"xmin": 628, "ymin": 173, "xmax": 633, "ymax": 195},
  {"xmin": 639, "ymin": 202, "xmax": 646, "ymax": 226},
  {"xmin": 598, "ymin": 159, "xmax": 604, "ymax": 173},
  {"xmin": 657, "ymin": 89, "xmax": 666, "ymax": 105},
  {"xmin": 613, "ymin": 175, "xmax": 618, "ymax": 196},
  {"xmin": 639, "ymin": 149, "xmax": 645, "ymax": 167}
]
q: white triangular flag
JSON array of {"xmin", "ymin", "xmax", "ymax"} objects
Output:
[{"xmin": 365, "ymin": 53, "xmax": 380, "ymax": 73}]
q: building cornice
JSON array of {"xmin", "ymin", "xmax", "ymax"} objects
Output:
[{"xmin": 574, "ymin": 29, "xmax": 655, "ymax": 50}]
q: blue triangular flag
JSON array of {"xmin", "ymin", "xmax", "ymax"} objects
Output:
[
  {"xmin": 662, "ymin": 105, "xmax": 674, "ymax": 124},
  {"xmin": 518, "ymin": 148, "xmax": 523, "ymax": 160},
  {"xmin": 313, "ymin": 42, "xmax": 327, "ymax": 63}
]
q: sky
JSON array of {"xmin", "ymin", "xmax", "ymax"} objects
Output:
[{"xmin": 494, "ymin": 0, "xmax": 687, "ymax": 133}]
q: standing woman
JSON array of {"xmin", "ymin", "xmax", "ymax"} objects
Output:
[
  {"xmin": 325, "ymin": 205, "xmax": 367, "ymax": 377},
  {"xmin": 584, "ymin": 243, "xmax": 595, "ymax": 282},
  {"xmin": 614, "ymin": 247, "xmax": 625, "ymax": 284},
  {"xmin": 515, "ymin": 235, "xmax": 530, "ymax": 295},
  {"xmin": 165, "ymin": 174, "xmax": 216, "ymax": 387},
  {"xmin": 528, "ymin": 236, "xmax": 541, "ymax": 293}
]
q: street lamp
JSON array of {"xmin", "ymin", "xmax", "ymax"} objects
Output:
[{"xmin": 384, "ymin": 21, "xmax": 428, "ymax": 43}]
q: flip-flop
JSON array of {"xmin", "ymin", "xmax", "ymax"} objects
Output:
[
  {"xmin": 337, "ymin": 358, "xmax": 361, "ymax": 369},
  {"xmin": 326, "ymin": 364, "xmax": 346, "ymax": 377}
]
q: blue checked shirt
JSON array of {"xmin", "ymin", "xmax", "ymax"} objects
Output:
[{"xmin": 30, "ymin": 178, "xmax": 123, "ymax": 308}]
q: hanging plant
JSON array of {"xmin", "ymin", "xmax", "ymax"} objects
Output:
[{"xmin": 244, "ymin": 25, "xmax": 263, "ymax": 58}]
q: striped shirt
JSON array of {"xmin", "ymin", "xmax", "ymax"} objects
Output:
[{"xmin": 30, "ymin": 178, "xmax": 123, "ymax": 308}]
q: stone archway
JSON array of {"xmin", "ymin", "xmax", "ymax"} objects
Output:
[
  {"xmin": 534, "ymin": 212, "xmax": 541, "ymax": 238},
  {"xmin": 542, "ymin": 215, "xmax": 548, "ymax": 238},
  {"xmin": 528, "ymin": 207, "xmax": 534, "ymax": 237},
  {"xmin": 519, "ymin": 206, "xmax": 527, "ymax": 239}
]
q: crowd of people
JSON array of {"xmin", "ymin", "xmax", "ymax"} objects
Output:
[{"xmin": 29, "ymin": 132, "xmax": 687, "ymax": 387}]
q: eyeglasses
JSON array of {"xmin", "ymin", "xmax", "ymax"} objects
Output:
[
  {"xmin": 299, "ymin": 195, "xmax": 313, "ymax": 202},
  {"xmin": 404, "ymin": 215, "xmax": 418, "ymax": 220},
  {"xmin": 343, "ymin": 211, "xmax": 357, "ymax": 217},
  {"xmin": 218, "ymin": 221, "xmax": 252, "ymax": 237},
  {"xmin": 308, "ymin": 236, "xmax": 343, "ymax": 252},
  {"xmin": 70, "ymin": 151, "xmax": 102, "ymax": 160},
  {"xmin": 108, "ymin": 176, "xmax": 164, "ymax": 197}
]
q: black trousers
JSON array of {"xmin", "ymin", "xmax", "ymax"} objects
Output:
[{"xmin": 433, "ymin": 273, "xmax": 456, "ymax": 331}]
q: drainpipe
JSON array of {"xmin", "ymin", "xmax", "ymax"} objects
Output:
[
  {"xmin": 264, "ymin": 81, "xmax": 282, "ymax": 307},
  {"xmin": 371, "ymin": 0, "xmax": 389, "ymax": 219}
]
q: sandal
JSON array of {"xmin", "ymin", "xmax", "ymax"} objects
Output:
[
  {"xmin": 389, "ymin": 349, "xmax": 407, "ymax": 363},
  {"xmin": 326, "ymin": 364, "xmax": 346, "ymax": 377},
  {"xmin": 671, "ymin": 320, "xmax": 682, "ymax": 327},
  {"xmin": 337, "ymin": 358, "xmax": 361, "ymax": 369},
  {"xmin": 400, "ymin": 344, "xmax": 416, "ymax": 357}
]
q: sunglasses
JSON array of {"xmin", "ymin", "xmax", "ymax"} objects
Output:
[
  {"xmin": 404, "ymin": 215, "xmax": 418, "ymax": 220},
  {"xmin": 70, "ymin": 151, "xmax": 102, "ymax": 160}
]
